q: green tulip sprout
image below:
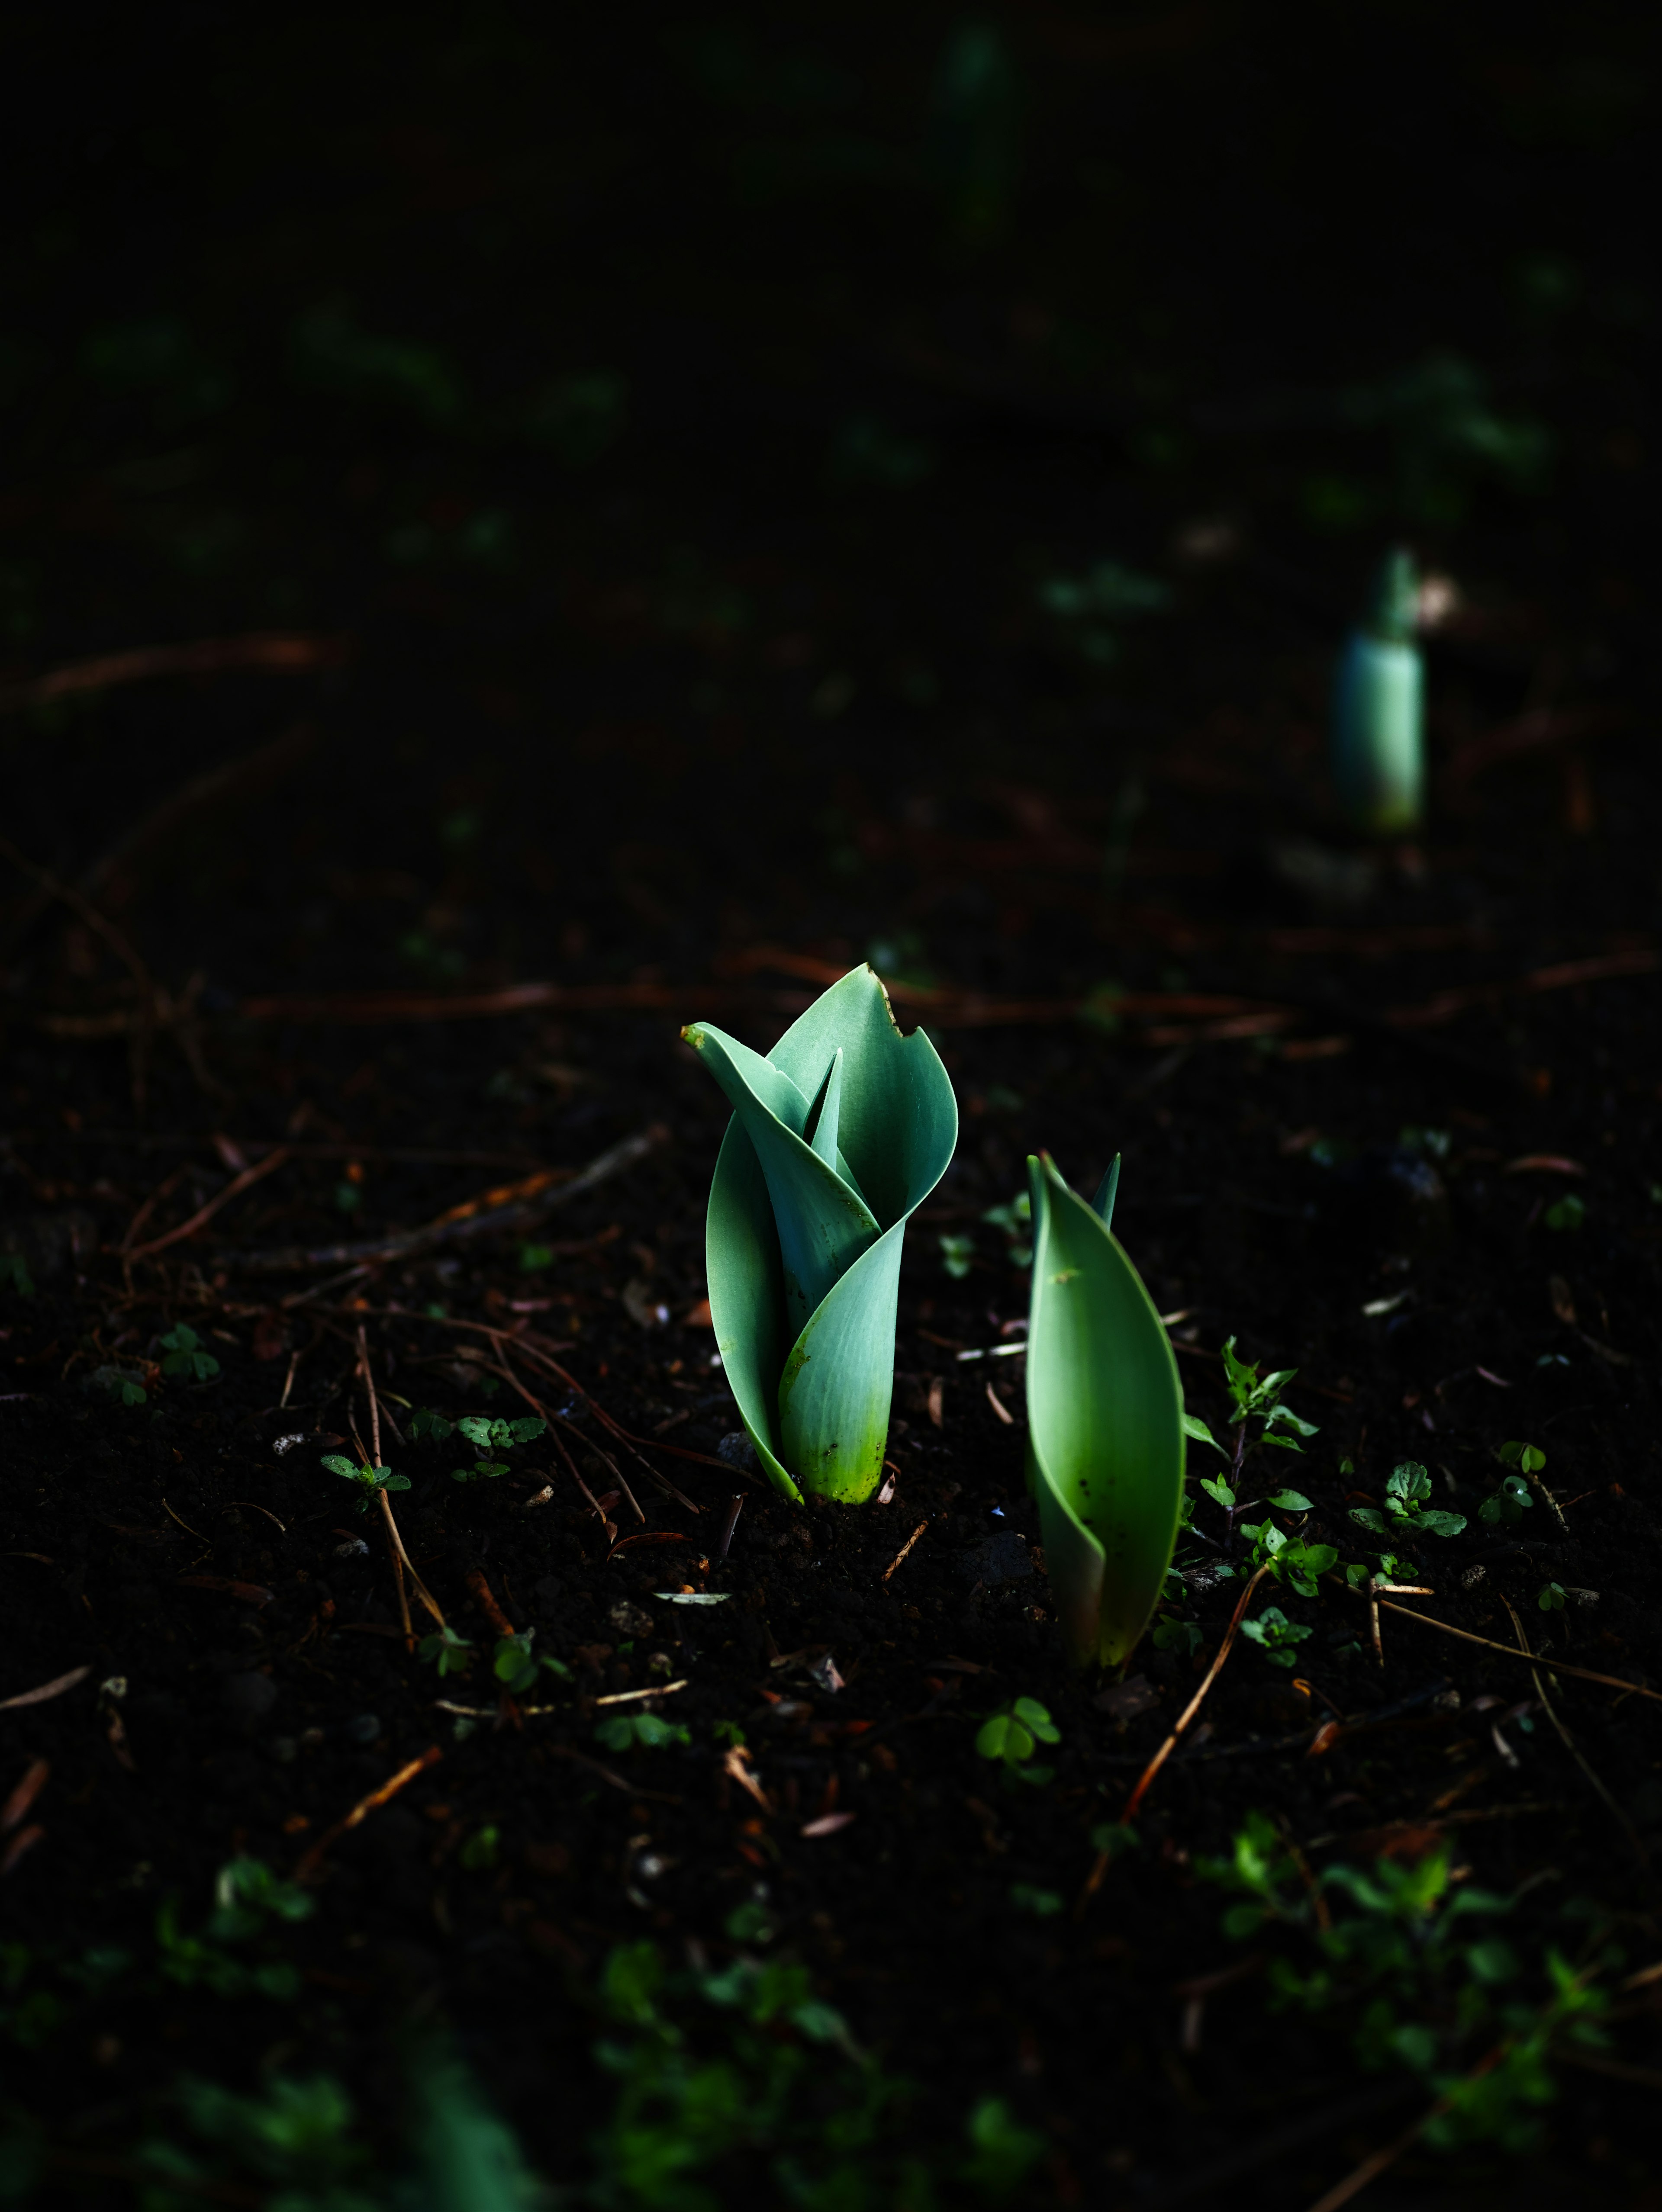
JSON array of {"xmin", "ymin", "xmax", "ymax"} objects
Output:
[
  {"xmin": 1024, "ymin": 1152, "xmax": 1185, "ymax": 1669},
  {"xmin": 684, "ymin": 966, "xmax": 957, "ymax": 1504},
  {"xmin": 1332, "ymin": 547, "xmax": 1424, "ymax": 833}
]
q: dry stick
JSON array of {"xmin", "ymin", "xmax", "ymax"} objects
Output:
[
  {"xmin": 1342, "ymin": 1588, "xmax": 1662, "ymax": 1705},
  {"xmin": 883, "ymin": 1521, "xmax": 930, "ymax": 1582},
  {"xmin": 348, "ymin": 1407, "xmax": 410, "ymax": 1645},
  {"xmin": 293, "ymin": 1745, "xmax": 441, "ymax": 1885},
  {"xmin": 465, "ymin": 1568, "xmax": 515, "ymax": 1639},
  {"xmin": 1501, "ymin": 1596, "xmax": 1648, "ymax": 1869},
  {"xmin": 719, "ymin": 1494, "xmax": 745, "ymax": 1559},
  {"xmin": 1304, "ymin": 2042, "xmax": 1512, "ymax": 2212},
  {"xmin": 0, "ymin": 831, "xmax": 162, "ymax": 1107},
  {"xmin": 481, "ymin": 1352, "xmax": 645, "ymax": 1524},
  {"xmin": 119, "ymin": 1164, "xmax": 191, "ymax": 1254},
  {"xmin": 1123, "ymin": 1564, "xmax": 1275, "ymax": 1826},
  {"xmin": 0, "ymin": 630, "xmax": 344, "ymax": 714},
  {"xmin": 126, "ymin": 1147, "xmax": 290, "ymax": 1263},
  {"xmin": 550, "ymin": 1427, "xmax": 616, "ymax": 1537},
  {"xmin": 355, "ymin": 1326, "xmax": 444, "ymax": 1634},
  {"xmin": 494, "ymin": 1331, "xmax": 696, "ymax": 1508},
  {"xmin": 480, "ymin": 1345, "xmax": 641, "ymax": 1522}
]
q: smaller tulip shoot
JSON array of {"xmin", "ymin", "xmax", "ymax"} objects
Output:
[
  {"xmin": 1332, "ymin": 547, "xmax": 1424, "ymax": 832},
  {"xmin": 685, "ymin": 966, "xmax": 957, "ymax": 1504},
  {"xmin": 1023, "ymin": 1151, "xmax": 1185, "ymax": 1669}
]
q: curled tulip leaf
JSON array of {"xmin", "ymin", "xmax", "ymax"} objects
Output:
[
  {"xmin": 686, "ymin": 966, "xmax": 957, "ymax": 1503},
  {"xmin": 1024, "ymin": 1152, "xmax": 1185, "ymax": 1668}
]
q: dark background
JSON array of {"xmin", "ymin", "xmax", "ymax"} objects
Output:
[{"xmin": 3, "ymin": 6, "xmax": 1662, "ymax": 2209}]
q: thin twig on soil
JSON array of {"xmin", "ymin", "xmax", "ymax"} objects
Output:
[
  {"xmin": 0, "ymin": 630, "xmax": 345, "ymax": 714},
  {"xmin": 1123, "ymin": 1563, "xmax": 1275, "ymax": 1824},
  {"xmin": 125, "ymin": 1148, "xmax": 290, "ymax": 1263},
  {"xmin": 1501, "ymin": 1597, "xmax": 1648, "ymax": 1868},
  {"xmin": 883, "ymin": 1521, "xmax": 930, "ymax": 1581},
  {"xmin": 480, "ymin": 1351, "xmax": 646, "ymax": 1524},
  {"xmin": 465, "ymin": 1568, "xmax": 515, "ymax": 1638},
  {"xmin": 355, "ymin": 1326, "xmax": 443, "ymax": 1635},
  {"xmin": 230, "ymin": 1126, "xmax": 665, "ymax": 1272},
  {"xmin": 719, "ymin": 1494, "xmax": 744, "ymax": 1557},
  {"xmin": 293, "ymin": 1744, "xmax": 441, "ymax": 1884},
  {"xmin": 1340, "ymin": 1587, "xmax": 1662, "ymax": 1704}
]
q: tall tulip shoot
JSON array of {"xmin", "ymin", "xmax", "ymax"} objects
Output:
[
  {"xmin": 1332, "ymin": 547, "xmax": 1424, "ymax": 833},
  {"xmin": 685, "ymin": 966, "xmax": 957, "ymax": 1504},
  {"xmin": 1024, "ymin": 1152, "xmax": 1185, "ymax": 1668}
]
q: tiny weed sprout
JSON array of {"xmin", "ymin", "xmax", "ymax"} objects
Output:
[
  {"xmin": 157, "ymin": 1857, "xmax": 313, "ymax": 2001},
  {"xmin": 1483, "ymin": 1472, "xmax": 1537, "ymax": 1529},
  {"xmin": 1008, "ymin": 1884, "xmax": 1064, "ymax": 1918},
  {"xmin": 448, "ymin": 1413, "xmax": 545, "ymax": 1483},
  {"xmin": 685, "ymin": 965, "xmax": 957, "ymax": 1503},
  {"xmin": 939, "ymin": 1232, "xmax": 976, "ymax": 1280},
  {"xmin": 417, "ymin": 1625, "xmax": 475, "ymax": 1677},
  {"xmin": 1024, "ymin": 1151, "xmax": 1185, "ymax": 1667},
  {"xmin": 1332, "ymin": 546, "xmax": 1423, "ymax": 832},
  {"xmin": 409, "ymin": 1407, "xmax": 454, "ymax": 1441},
  {"xmin": 0, "ymin": 1251, "xmax": 34, "ymax": 1297},
  {"xmin": 1198, "ymin": 1813, "xmax": 1613, "ymax": 2152},
  {"xmin": 975, "ymin": 1697, "xmax": 1060, "ymax": 1785},
  {"xmin": 458, "ymin": 1826, "xmax": 499, "ymax": 1872},
  {"xmin": 1349, "ymin": 1460, "xmax": 1467, "ymax": 1542},
  {"xmin": 1544, "ymin": 1192, "xmax": 1585, "ymax": 1232},
  {"xmin": 319, "ymin": 1451, "xmax": 411, "ymax": 1513},
  {"xmin": 596, "ymin": 1711, "xmax": 692, "ymax": 1753},
  {"xmin": 1239, "ymin": 1606, "xmax": 1314, "ymax": 1667},
  {"xmin": 158, "ymin": 1324, "xmax": 219, "ymax": 1381},
  {"xmin": 981, "ymin": 1190, "xmax": 1032, "ymax": 1267},
  {"xmin": 492, "ymin": 1628, "xmax": 570, "ymax": 1694},
  {"xmin": 1539, "ymin": 1581, "xmax": 1567, "ymax": 1613}
]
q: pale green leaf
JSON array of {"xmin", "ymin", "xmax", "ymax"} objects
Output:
[{"xmin": 1024, "ymin": 1152, "xmax": 1185, "ymax": 1668}]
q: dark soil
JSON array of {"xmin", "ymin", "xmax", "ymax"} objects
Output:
[{"xmin": 3, "ymin": 6, "xmax": 1661, "ymax": 2207}]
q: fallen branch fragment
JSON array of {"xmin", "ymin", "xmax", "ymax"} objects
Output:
[
  {"xmin": 882, "ymin": 1521, "xmax": 930, "ymax": 1582},
  {"xmin": 0, "ymin": 1666, "xmax": 91, "ymax": 1712},
  {"xmin": 231, "ymin": 1126, "xmax": 664, "ymax": 1270},
  {"xmin": 1123, "ymin": 1564, "xmax": 1274, "ymax": 1824},
  {"xmin": 125, "ymin": 1147, "xmax": 290, "ymax": 1262},
  {"xmin": 1343, "ymin": 1588, "xmax": 1662, "ymax": 1704},
  {"xmin": 294, "ymin": 1745, "xmax": 441, "ymax": 1884},
  {"xmin": 0, "ymin": 631, "xmax": 346, "ymax": 714}
]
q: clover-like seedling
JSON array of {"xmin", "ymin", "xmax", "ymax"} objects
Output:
[
  {"xmin": 158, "ymin": 1325, "xmax": 220, "ymax": 1381},
  {"xmin": 1350, "ymin": 1460, "xmax": 1467, "ymax": 1542},
  {"xmin": 939, "ymin": 1232, "xmax": 976, "ymax": 1280},
  {"xmin": 450, "ymin": 1414, "xmax": 546, "ymax": 1484},
  {"xmin": 981, "ymin": 1190, "xmax": 1033, "ymax": 1268},
  {"xmin": 1235, "ymin": 1508, "xmax": 1338, "ymax": 1599},
  {"xmin": 596, "ymin": 1712, "xmax": 691, "ymax": 1753},
  {"xmin": 320, "ymin": 1452, "xmax": 411, "ymax": 1513},
  {"xmin": 975, "ymin": 1697, "xmax": 1059, "ymax": 1786},
  {"xmin": 1482, "ymin": 1474, "xmax": 1536, "ymax": 1529},
  {"xmin": 1538, "ymin": 1582, "xmax": 1566, "ymax": 1614},
  {"xmin": 492, "ymin": 1628, "xmax": 571, "ymax": 1695},
  {"xmin": 1544, "ymin": 1193, "xmax": 1585, "ymax": 1233},
  {"xmin": 1240, "ymin": 1605, "xmax": 1314, "ymax": 1669},
  {"xmin": 417, "ymin": 1626, "xmax": 475, "ymax": 1678},
  {"xmin": 409, "ymin": 1408, "xmax": 455, "ymax": 1442}
]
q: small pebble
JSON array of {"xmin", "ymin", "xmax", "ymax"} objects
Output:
[
  {"xmin": 345, "ymin": 1713, "xmax": 381, "ymax": 1745},
  {"xmin": 220, "ymin": 1672, "xmax": 278, "ymax": 1723}
]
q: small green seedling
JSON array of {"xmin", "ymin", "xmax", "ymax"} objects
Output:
[
  {"xmin": 974, "ymin": 1697, "xmax": 1059, "ymax": 1785},
  {"xmin": 409, "ymin": 1408, "xmax": 455, "ymax": 1441},
  {"xmin": 1538, "ymin": 1582, "xmax": 1566, "ymax": 1613},
  {"xmin": 320, "ymin": 1452, "xmax": 411, "ymax": 1513},
  {"xmin": 492, "ymin": 1629, "xmax": 571, "ymax": 1695},
  {"xmin": 1235, "ymin": 1512, "xmax": 1338, "ymax": 1599},
  {"xmin": 418, "ymin": 1626, "xmax": 475, "ymax": 1678},
  {"xmin": 1239, "ymin": 1606, "xmax": 1314, "ymax": 1668},
  {"xmin": 158, "ymin": 1325, "xmax": 219, "ymax": 1381},
  {"xmin": 1544, "ymin": 1193, "xmax": 1585, "ymax": 1232},
  {"xmin": 1008, "ymin": 1884, "xmax": 1063, "ymax": 1918},
  {"xmin": 450, "ymin": 1413, "xmax": 545, "ymax": 1483},
  {"xmin": 0, "ymin": 1252, "xmax": 35, "ymax": 1298},
  {"xmin": 981, "ymin": 1190, "xmax": 1032, "ymax": 1267},
  {"xmin": 157, "ymin": 1857, "xmax": 313, "ymax": 2000},
  {"xmin": 596, "ymin": 1712, "xmax": 691, "ymax": 1753},
  {"xmin": 1350, "ymin": 1460, "xmax": 1466, "ymax": 1541},
  {"xmin": 1483, "ymin": 1443, "xmax": 1543, "ymax": 1527},
  {"xmin": 712, "ymin": 1719, "xmax": 747, "ymax": 1748},
  {"xmin": 91, "ymin": 1364, "xmax": 148, "ymax": 1406},
  {"xmin": 1188, "ymin": 1337, "xmax": 1320, "ymax": 1460},
  {"xmin": 458, "ymin": 1826, "xmax": 499, "ymax": 1872},
  {"xmin": 939, "ymin": 1232, "xmax": 976, "ymax": 1280}
]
